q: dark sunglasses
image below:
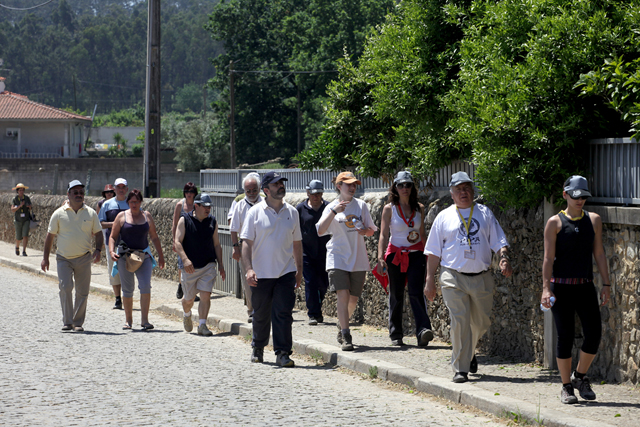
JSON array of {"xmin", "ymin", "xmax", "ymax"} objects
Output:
[
  {"xmin": 397, "ymin": 182, "xmax": 413, "ymax": 189},
  {"xmin": 570, "ymin": 196, "xmax": 588, "ymax": 201}
]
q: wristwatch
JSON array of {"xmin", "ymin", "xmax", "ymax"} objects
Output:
[{"xmin": 232, "ymin": 243, "xmax": 240, "ymax": 247}]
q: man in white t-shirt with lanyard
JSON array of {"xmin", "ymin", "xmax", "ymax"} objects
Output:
[
  {"xmin": 241, "ymin": 171, "xmax": 303, "ymax": 367},
  {"xmin": 424, "ymin": 172, "xmax": 512, "ymax": 383}
]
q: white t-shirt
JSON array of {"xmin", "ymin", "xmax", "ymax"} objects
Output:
[
  {"xmin": 424, "ymin": 203, "xmax": 508, "ymax": 273},
  {"xmin": 318, "ymin": 198, "xmax": 378, "ymax": 272},
  {"xmin": 227, "ymin": 200, "xmax": 237, "ymax": 221},
  {"xmin": 389, "ymin": 205, "xmax": 422, "ymax": 247},
  {"xmin": 229, "ymin": 195, "xmax": 264, "ymax": 233},
  {"xmin": 240, "ymin": 200, "xmax": 302, "ymax": 279}
]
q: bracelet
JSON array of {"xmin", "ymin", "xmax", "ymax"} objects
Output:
[
  {"xmin": 232, "ymin": 243, "xmax": 240, "ymax": 247},
  {"xmin": 330, "ymin": 207, "xmax": 337, "ymax": 215},
  {"xmin": 603, "ymin": 284, "xmax": 611, "ymax": 287}
]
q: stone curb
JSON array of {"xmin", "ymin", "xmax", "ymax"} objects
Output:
[{"xmin": 1, "ymin": 255, "xmax": 614, "ymax": 427}]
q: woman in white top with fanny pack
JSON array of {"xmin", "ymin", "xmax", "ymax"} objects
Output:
[
  {"xmin": 377, "ymin": 171, "xmax": 433, "ymax": 347},
  {"xmin": 317, "ymin": 171, "xmax": 377, "ymax": 351}
]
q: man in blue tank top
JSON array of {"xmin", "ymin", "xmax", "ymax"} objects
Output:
[{"xmin": 174, "ymin": 193, "xmax": 226, "ymax": 336}]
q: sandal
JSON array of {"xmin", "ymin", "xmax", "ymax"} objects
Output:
[
  {"xmin": 141, "ymin": 323, "xmax": 154, "ymax": 331},
  {"xmin": 15, "ymin": 248, "xmax": 20, "ymax": 256},
  {"xmin": 122, "ymin": 323, "xmax": 132, "ymax": 330}
]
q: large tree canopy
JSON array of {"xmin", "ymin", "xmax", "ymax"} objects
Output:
[
  {"xmin": 300, "ymin": 0, "xmax": 639, "ymax": 207},
  {"xmin": 206, "ymin": 0, "xmax": 394, "ymax": 166}
]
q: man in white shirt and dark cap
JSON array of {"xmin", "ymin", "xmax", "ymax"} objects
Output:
[
  {"xmin": 424, "ymin": 171, "xmax": 512, "ymax": 383},
  {"xmin": 240, "ymin": 171, "xmax": 303, "ymax": 367}
]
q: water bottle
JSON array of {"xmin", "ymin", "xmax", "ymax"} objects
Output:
[{"xmin": 540, "ymin": 296, "xmax": 556, "ymax": 312}]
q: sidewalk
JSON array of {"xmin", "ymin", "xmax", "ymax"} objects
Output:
[{"xmin": 2, "ymin": 240, "xmax": 637, "ymax": 427}]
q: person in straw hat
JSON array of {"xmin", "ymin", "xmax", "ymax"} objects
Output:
[{"xmin": 11, "ymin": 183, "xmax": 32, "ymax": 256}]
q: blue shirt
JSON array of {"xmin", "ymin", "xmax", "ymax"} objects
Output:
[{"xmin": 98, "ymin": 198, "xmax": 129, "ymax": 242}]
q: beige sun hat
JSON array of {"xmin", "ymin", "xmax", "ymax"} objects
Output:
[{"xmin": 12, "ymin": 183, "xmax": 29, "ymax": 190}]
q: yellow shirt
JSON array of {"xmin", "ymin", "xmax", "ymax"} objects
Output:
[{"xmin": 48, "ymin": 204, "xmax": 102, "ymax": 259}]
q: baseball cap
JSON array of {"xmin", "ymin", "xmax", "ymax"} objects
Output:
[
  {"xmin": 306, "ymin": 180, "xmax": 324, "ymax": 194},
  {"xmin": 394, "ymin": 171, "xmax": 414, "ymax": 185},
  {"xmin": 261, "ymin": 171, "xmax": 288, "ymax": 188},
  {"xmin": 563, "ymin": 175, "xmax": 591, "ymax": 198},
  {"xmin": 67, "ymin": 180, "xmax": 85, "ymax": 192},
  {"xmin": 114, "ymin": 178, "xmax": 128, "ymax": 187},
  {"xmin": 335, "ymin": 171, "xmax": 361, "ymax": 185},
  {"xmin": 449, "ymin": 171, "xmax": 474, "ymax": 187},
  {"xmin": 194, "ymin": 193, "xmax": 213, "ymax": 206}
]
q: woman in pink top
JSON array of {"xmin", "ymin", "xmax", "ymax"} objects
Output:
[{"xmin": 377, "ymin": 171, "xmax": 433, "ymax": 347}]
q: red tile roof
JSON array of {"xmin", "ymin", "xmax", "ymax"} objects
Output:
[{"xmin": 0, "ymin": 91, "xmax": 92, "ymax": 122}]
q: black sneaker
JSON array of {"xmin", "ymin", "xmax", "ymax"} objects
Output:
[
  {"xmin": 113, "ymin": 298, "xmax": 122, "ymax": 310},
  {"xmin": 418, "ymin": 329, "xmax": 434, "ymax": 347},
  {"xmin": 22, "ymin": 251, "xmax": 27, "ymax": 257},
  {"xmin": 453, "ymin": 372, "xmax": 468, "ymax": 383},
  {"xmin": 561, "ymin": 384, "xmax": 578, "ymax": 404},
  {"xmin": 390, "ymin": 338, "xmax": 404, "ymax": 346},
  {"xmin": 337, "ymin": 330, "xmax": 344, "ymax": 345},
  {"xmin": 341, "ymin": 332, "xmax": 354, "ymax": 351},
  {"xmin": 571, "ymin": 373, "xmax": 596, "ymax": 400},
  {"xmin": 176, "ymin": 283, "xmax": 183, "ymax": 299},
  {"xmin": 251, "ymin": 347, "xmax": 264, "ymax": 363},
  {"xmin": 276, "ymin": 353, "xmax": 295, "ymax": 367},
  {"xmin": 469, "ymin": 354, "xmax": 478, "ymax": 374}
]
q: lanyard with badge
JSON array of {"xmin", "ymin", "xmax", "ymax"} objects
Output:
[{"xmin": 457, "ymin": 204, "xmax": 475, "ymax": 260}]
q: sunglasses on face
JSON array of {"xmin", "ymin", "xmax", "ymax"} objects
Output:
[
  {"xmin": 570, "ymin": 196, "xmax": 588, "ymax": 201},
  {"xmin": 397, "ymin": 182, "xmax": 413, "ymax": 189}
]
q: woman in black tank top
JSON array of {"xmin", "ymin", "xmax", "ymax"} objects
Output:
[{"xmin": 541, "ymin": 175, "xmax": 611, "ymax": 405}]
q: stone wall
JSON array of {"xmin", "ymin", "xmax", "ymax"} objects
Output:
[{"xmin": 2, "ymin": 191, "xmax": 638, "ymax": 384}]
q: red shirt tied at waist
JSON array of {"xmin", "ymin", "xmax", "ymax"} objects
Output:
[{"xmin": 372, "ymin": 241, "xmax": 426, "ymax": 293}]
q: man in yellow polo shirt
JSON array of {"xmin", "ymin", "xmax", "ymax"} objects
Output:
[{"xmin": 42, "ymin": 180, "xmax": 103, "ymax": 332}]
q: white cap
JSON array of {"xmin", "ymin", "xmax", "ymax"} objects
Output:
[{"xmin": 114, "ymin": 178, "xmax": 128, "ymax": 186}]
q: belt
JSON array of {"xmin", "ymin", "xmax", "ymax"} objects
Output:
[{"xmin": 458, "ymin": 269, "xmax": 488, "ymax": 277}]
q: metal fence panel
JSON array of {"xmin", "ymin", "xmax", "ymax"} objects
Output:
[
  {"xmin": 215, "ymin": 227, "xmax": 242, "ymax": 297},
  {"xmin": 589, "ymin": 138, "xmax": 640, "ymax": 205}
]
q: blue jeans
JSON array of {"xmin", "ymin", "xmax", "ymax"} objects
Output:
[
  {"xmin": 303, "ymin": 256, "xmax": 329, "ymax": 318},
  {"xmin": 386, "ymin": 251, "xmax": 432, "ymax": 340},
  {"xmin": 251, "ymin": 272, "xmax": 296, "ymax": 355}
]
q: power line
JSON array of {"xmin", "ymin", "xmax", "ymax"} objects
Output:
[
  {"xmin": 0, "ymin": 0, "xmax": 55, "ymax": 11},
  {"xmin": 232, "ymin": 70, "xmax": 338, "ymax": 74}
]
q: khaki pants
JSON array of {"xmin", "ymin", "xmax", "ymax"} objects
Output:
[
  {"xmin": 57, "ymin": 252, "xmax": 92, "ymax": 327},
  {"xmin": 440, "ymin": 267, "xmax": 495, "ymax": 374}
]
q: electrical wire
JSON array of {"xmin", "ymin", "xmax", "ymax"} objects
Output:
[
  {"xmin": 0, "ymin": 0, "xmax": 55, "ymax": 11},
  {"xmin": 232, "ymin": 70, "xmax": 337, "ymax": 74}
]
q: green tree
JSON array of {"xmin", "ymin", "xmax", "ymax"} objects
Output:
[{"xmin": 206, "ymin": 0, "xmax": 394, "ymax": 166}]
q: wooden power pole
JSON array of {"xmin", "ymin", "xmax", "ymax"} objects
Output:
[{"xmin": 144, "ymin": 0, "xmax": 161, "ymax": 198}]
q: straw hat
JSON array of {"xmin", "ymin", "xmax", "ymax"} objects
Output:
[{"xmin": 12, "ymin": 183, "xmax": 28, "ymax": 190}]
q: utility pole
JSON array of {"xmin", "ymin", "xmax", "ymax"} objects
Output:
[
  {"xmin": 144, "ymin": 0, "xmax": 161, "ymax": 198},
  {"xmin": 296, "ymin": 83, "xmax": 301, "ymax": 153},
  {"xmin": 229, "ymin": 60, "xmax": 236, "ymax": 168},
  {"xmin": 73, "ymin": 75, "xmax": 77, "ymax": 111}
]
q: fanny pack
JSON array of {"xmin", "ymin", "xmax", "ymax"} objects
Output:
[{"xmin": 117, "ymin": 242, "xmax": 145, "ymax": 273}]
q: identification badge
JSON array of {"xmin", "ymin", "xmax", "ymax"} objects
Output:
[
  {"xmin": 464, "ymin": 250, "xmax": 475, "ymax": 260},
  {"xmin": 20, "ymin": 213, "xmax": 26, "ymax": 217}
]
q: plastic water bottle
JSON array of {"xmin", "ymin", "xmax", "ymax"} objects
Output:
[{"xmin": 540, "ymin": 296, "xmax": 556, "ymax": 312}]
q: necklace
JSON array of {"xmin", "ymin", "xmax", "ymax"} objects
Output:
[{"xmin": 560, "ymin": 209, "xmax": 584, "ymax": 221}]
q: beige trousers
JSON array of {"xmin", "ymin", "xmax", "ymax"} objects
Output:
[
  {"xmin": 239, "ymin": 257, "xmax": 253, "ymax": 316},
  {"xmin": 440, "ymin": 267, "xmax": 495, "ymax": 374},
  {"xmin": 57, "ymin": 252, "xmax": 92, "ymax": 327}
]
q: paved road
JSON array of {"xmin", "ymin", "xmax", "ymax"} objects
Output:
[{"xmin": 0, "ymin": 266, "xmax": 507, "ymax": 427}]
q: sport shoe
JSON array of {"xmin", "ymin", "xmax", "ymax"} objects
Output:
[
  {"xmin": 469, "ymin": 354, "xmax": 478, "ymax": 374},
  {"xmin": 248, "ymin": 314, "xmax": 253, "ymax": 324},
  {"xmin": 337, "ymin": 330, "xmax": 344, "ymax": 345},
  {"xmin": 22, "ymin": 251, "xmax": 27, "ymax": 257},
  {"xmin": 276, "ymin": 353, "xmax": 295, "ymax": 367},
  {"xmin": 113, "ymin": 298, "xmax": 122, "ymax": 310},
  {"xmin": 176, "ymin": 283, "xmax": 183, "ymax": 299},
  {"xmin": 73, "ymin": 326, "xmax": 84, "ymax": 332},
  {"xmin": 195, "ymin": 295, "xmax": 200, "ymax": 302},
  {"xmin": 561, "ymin": 384, "xmax": 579, "ymax": 404},
  {"xmin": 418, "ymin": 329, "xmax": 434, "ymax": 347},
  {"xmin": 341, "ymin": 332, "xmax": 354, "ymax": 351},
  {"xmin": 390, "ymin": 338, "xmax": 404, "ymax": 346},
  {"xmin": 197, "ymin": 323, "xmax": 213, "ymax": 336},
  {"xmin": 251, "ymin": 347, "xmax": 264, "ymax": 363},
  {"xmin": 308, "ymin": 317, "xmax": 318, "ymax": 326},
  {"xmin": 183, "ymin": 315, "xmax": 193, "ymax": 332},
  {"xmin": 61, "ymin": 325, "xmax": 72, "ymax": 331},
  {"xmin": 571, "ymin": 373, "xmax": 596, "ymax": 400},
  {"xmin": 453, "ymin": 372, "xmax": 468, "ymax": 383}
]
